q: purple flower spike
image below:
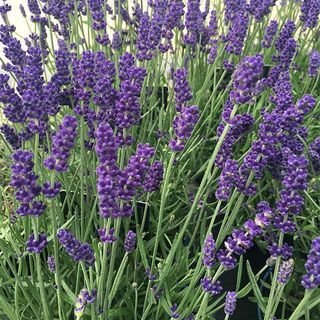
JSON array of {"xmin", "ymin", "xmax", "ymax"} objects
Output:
[
  {"xmin": 308, "ymin": 50, "xmax": 320, "ymax": 77},
  {"xmin": 262, "ymin": 20, "xmax": 278, "ymax": 48},
  {"xmin": 224, "ymin": 291, "xmax": 237, "ymax": 316},
  {"xmin": 202, "ymin": 234, "xmax": 216, "ymax": 268},
  {"xmin": 170, "ymin": 304, "xmax": 180, "ymax": 319},
  {"xmin": 144, "ymin": 161, "xmax": 164, "ymax": 192},
  {"xmin": 42, "ymin": 181, "xmax": 61, "ymax": 198},
  {"xmin": 57, "ymin": 229, "xmax": 95, "ymax": 267},
  {"xmin": 48, "ymin": 256, "xmax": 56, "ymax": 272},
  {"xmin": 26, "ymin": 233, "xmax": 48, "ymax": 253},
  {"xmin": 301, "ymin": 237, "xmax": 320, "ymax": 289},
  {"xmin": 230, "ymin": 54, "xmax": 264, "ymax": 105},
  {"xmin": 44, "ymin": 115, "xmax": 78, "ymax": 172},
  {"xmin": 124, "ymin": 230, "xmax": 136, "ymax": 253},
  {"xmin": 98, "ymin": 227, "xmax": 118, "ymax": 244},
  {"xmin": 169, "ymin": 105, "xmax": 199, "ymax": 152},
  {"xmin": 215, "ymin": 159, "xmax": 239, "ymax": 201},
  {"xmin": 173, "ymin": 68, "xmax": 192, "ymax": 112},
  {"xmin": 201, "ymin": 277, "xmax": 222, "ymax": 296},
  {"xmin": 277, "ymin": 259, "xmax": 294, "ymax": 284}
]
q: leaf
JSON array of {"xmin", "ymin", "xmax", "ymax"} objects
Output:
[
  {"xmin": 0, "ymin": 294, "xmax": 17, "ymax": 320},
  {"xmin": 246, "ymin": 260, "xmax": 266, "ymax": 313}
]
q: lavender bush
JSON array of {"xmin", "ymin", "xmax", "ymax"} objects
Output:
[{"xmin": 0, "ymin": 0, "xmax": 319, "ymax": 319}]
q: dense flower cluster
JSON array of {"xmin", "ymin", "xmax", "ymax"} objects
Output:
[
  {"xmin": 308, "ymin": 50, "xmax": 320, "ymax": 77},
  {"xmin": 74, "ymin": 288, "xmax": 97, "ymax": 318},
  {"xmin": 230, "ymin": 54, "xmax": 264, "ymax": 104},
  {"xmin": 200, "ymin": 277, "xmax": 223, "ymax": 296},
  {"xmin": 124, "ymin": 230, "xmax": 136, "ymax": 253},
  {"xmin": 202, "ymin": 234, "xmax": 216, "ymax": 268},
  {"xmin": 277, "ymin": 259, "xmax": 294, "ymax": 284},
  {"xmin": 26, "ymin": 233, "xmax": 48, "ymax": 253},
  {"xmin": 47, "ymin": 256, "xmax": 56, "ymax": 273},
  {"xmin": 301, "ymin": 237, "xmax": 320, "ymax": 289},
  {"xmin": 10, "ymin": 150, "xmax": 45, "ymax": 216},
  {"xmin": 224, "ymin": 291, "xmax": 237, "ymax": 316},
  {"xmin": 300, "ymin": 0, "xmax": 320, "ymax": 29},
  {"xmin": 57, "ymin": 229, "xmax": 95, "ymax": 267},
  {"xmin": 44, "ymin": 115, "xmax": 78, "ymax": 172},
  {"xmin": 261, "ymin": 20, "xmax": 278, "ymax": 48}
]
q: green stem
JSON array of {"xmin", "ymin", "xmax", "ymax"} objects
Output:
[{"xmin": 288, "ymin": 290, "xmax": 313, "ymax": 320}]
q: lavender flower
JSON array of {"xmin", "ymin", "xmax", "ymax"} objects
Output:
[
  {"xmin": 275, "ymin": 20, "xmax": 295, "ymax": 53},
  {"xmin": 301, "ymin": 237, "xmax": 320, "ymax": 289},
  {"xmin": 42, "ymin": 181, "xmax": 61, "ymax": 199},
  {"xmin": 144, "ymin": 161, "xmax": 164, "ymax": 192},
  {"xmin": 173, "ymin": 69, "xmax": 192, "ymax": 112},
  {"xmin": 224, "ymin": 291, "xmax": 237, "ymax": 316},
  {"xmin": 124, "ymin": 230, "xmax": 136, "ymax": 253},
  {"xmin": 300, "ymin": 0, "xmax": 320, "ymax": 29},
  {"xmin": 262, "ymin": 20, "xmax": 278, "ymax": 48},
  {"xmin": 224, "ymin": 10, "xmax": 249, "ymax": 56},
  {"xmin": 57, "ymin": 229, "xmax": 95, "ymax": 266},
  {"xmin": 202, "ymin": 234, "xmax": 216, "ymax": 268},
  {"xmin": 0, "ymin": 124, "xmax": 21, "ymax": 149},
  {"xmin": 170, "ymin": 304, "xmax": 180, "ymax": 319},
  {"xmin": 230, "ymin": 54, "xmax": 264, "ymax": 105},
  {"xmin": 26, "ymin": 233, "xmax": 48, "ymax": 253},
  {"xmin": 48, "ymin": 256, "xmax": 56, "ymax": 272},
  {"xmin": 44, "ymin": 115, "xmax": 78, "ymax": 172},
  {"xmin": 277, "ymin": 259, "xmax": 294, "ymax": 284},
  {"xmin": 74, "ymin": 288, "xmax": 97, "ymax": 318},
  {"xmin": 215, "ymin": 159, "xmax": 239, "ymax": 200},
  {"xmin": 247, "ymin": 0, "xmax": 276, "ymax": 21},
  {"xmin": 98, "ymin": 227, "xmax": 118, "ymax": 243},
  {"xmin": 308, "ymin": 50, "xmax": 320, "ymax": 77},
  {"xmin": 10, "ymin": 150, "xmax": 44, "ymax": 216},
  {"xmin": 201, "ymin": 277, "xmax": 222, "ymax": 296},
  {"xmin": 111, "ymin": 32, "xmax": 122, "ymax": 50},
  {"xmin": 169, "ymin": 105, "xmax": 199, "ymax": 152}
]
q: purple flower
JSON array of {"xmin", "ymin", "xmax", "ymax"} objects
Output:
[
  {"xmin": 301, "ymin": 237, "xmax": 320, "ymax": 289},
  {"xmin": 208, "ymin": 39, "xmax": 218, "ymax": 64},
  {"xmin": 42, "ymin": 181, "xmax": 61, "ymax": 199},
  {"xmin": 98, "ymin": 227, "xmax": 118, "ymax": 243},
  {"xmin": 170, "ymin": 304, "xmax": 180, "ymax": 319},
  {"xmin": 202, "ymin": 234, "xmax": 216, "ymax": 268},
  {"xmin": 115, "ymin": 53, "xmax": 146, "ymax": 130},
  {"xmin": 200, "ymin": 277, "xmax": 222, "ymax": 296},
  {"xmin": 144, "ymin": 161, "xmax": 164, "ymax": 192},
  {"xmin": 124, "ymin": 230, "xmax": 136, "ymax": 253},
  {"xmin": 216, "ymin": 249, "xmax": 237, "ymax": 269},
  {"xmin": 173, "ymin": 69, "xmax": 192, "ymax": 112},
  {"xmin": 230, "ymin": 54, "xmax": 264, "ymax": 105},
  {"xmin": 277, "ymin": 259, "xmax": 294, "ymax": 284},
  {"xmin": 26, "ymin": 233, "xmax": 48, "ymax": 253},
  {"xmin": 261, "ymin": 20, "xmax": 278, "ymax": 48},
  {"xmin": 275, "ymin": 20, "xmax": 295, "ymax": 53},
  {"xmin": 10, "ymin": 150, "xmax": 45, "ymax": 216},
  {"xmin": 300, "ymin": 0, "xmax": 320, "ymax": 29},
  {"xmin": 309, "ymin": 137, "xmax": 320, "ymax": 171},
  {"xmin": 48, "ymin": 256, "xmax": 56, "ymax": 272},
  {"xmin": 0, "ymin": 124, "xmax": 21, "ymax": 149},
  {"xmin": 268, "ymin": 242, "xmax": 293, "ymax": 260},
  {"xmin": 183, "ymin": 0, "xmax": 204, "ymax": 50},
  {"xmin": 44, "ymin": 115, "xmax": 78, "ymax": 172},
  {"xmin": 74, "ymin": 288, "xmax": 97, "ymax": 318},
  {"xmin": 169, "ymin": 105, "xmax": 199, "ymax": 152},
  {"xmin": 215, "ymin": 159, "xmax": 239, "ymax": 201},
  {"xmin": 57, "ymin": 229, "xmax": 95, "ymax": 267},
  {"xmin": 224, "ymin": 10, "xmax": 249, "ymax": 55},
  {"xmin": 247, "ymin": 0, "xmax": 276, "ymax": 21},
  {"xmin": 254, "ymin": 201, "xmax": 274, "ymax": 228},
  {"xmin": 308, "ymin": 50, "xmax": 320, "ymax": 77},
  {"xmin": 224, "ymin": 291, "xmax": 237, "ymax": 315},
  {"xmin": 111, "ymin": 32, "xmax": 122, "ymax": 50}
]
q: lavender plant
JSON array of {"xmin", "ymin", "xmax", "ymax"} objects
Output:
[{"xmin": 0, "ymin": 1, "xmax": 319, "ymax": 320}]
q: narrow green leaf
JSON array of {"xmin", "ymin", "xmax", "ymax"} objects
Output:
[
  {"xmin": 246, "ymin": 260, "xmax": 266, "ymax": 313},
  {"xmin": 0, "ymin": 294, "xmax": 17, "ymax": 320}
]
